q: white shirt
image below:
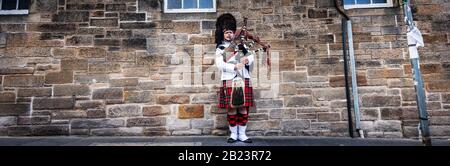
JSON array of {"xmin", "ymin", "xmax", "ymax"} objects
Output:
[{"xmin": 215, "ymin": 41, "xmax": 254, "ymax": 80}]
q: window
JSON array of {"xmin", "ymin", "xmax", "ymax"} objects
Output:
[
  {"xmin": 164, "ymin": 0, "xmax": 216, "ymax": 13},
  {"xmin": 0, "ymin": 0, "xmax": 29, "ymax": 15},
  {"xmin": 344, "ymin": 0, "xmax": 393, "ymax": 9}
]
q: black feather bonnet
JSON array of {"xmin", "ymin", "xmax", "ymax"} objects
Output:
[{"xmin": 215, "ymin": 13, "xmax": 237, "ymax": 48}]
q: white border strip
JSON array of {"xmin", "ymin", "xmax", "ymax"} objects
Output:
[{"xmin": 0, "ymin": 10, "xmax": 29, "ymax": 15}]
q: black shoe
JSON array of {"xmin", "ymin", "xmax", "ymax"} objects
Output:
[
  {"xmin": 227, "ymin": 138, "xmax": 238, "ymax": 143},
  {"xmin": 241, "ymin": 138, "xmax": 252, "ymax": 143}
]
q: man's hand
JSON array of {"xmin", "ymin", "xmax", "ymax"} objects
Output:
[
  {"xmin": 235, "ymin": 63, "xmax": 245, "ymax": 70},
  {"xmin": 240, "ymin": 57, "xmax": 249, "ymax": 65},
  {"xmin": 262, "ymin": 44, "xmax": 271, "ymax": 52}
]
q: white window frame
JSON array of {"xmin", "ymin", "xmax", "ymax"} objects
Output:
[
  {"xmin": 344, "ymin": 0, "xmax": 394, "ymax": 10},
  {"xmin": 164, "ymin": 0, "xmax": 216, "ymax": 13},
  {"xmin": 0, "ymin": 0, "xmax": 29, "ymax": 15}
]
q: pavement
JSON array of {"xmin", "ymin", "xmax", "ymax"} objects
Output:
[{"xmin": 0, "ymin": 136, "xmax": 449, "ymax": 146}]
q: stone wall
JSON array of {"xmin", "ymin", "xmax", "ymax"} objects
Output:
[{"xmin": 0, "ymin": 0, "xmax": 449, "ymax": 138}]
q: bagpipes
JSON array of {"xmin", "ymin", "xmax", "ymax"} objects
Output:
[
  {"xmin": 222, "ymin": 18, "xmax": 271, "ymax": 108},
  {"xmin": 223, "ymin": 18, "xmax": 271, "ymax": 68}
]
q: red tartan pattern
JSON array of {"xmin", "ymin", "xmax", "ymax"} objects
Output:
[
  {"xmin": 218, "ymin": 78, "xmax": 254, "ymax": 109},
  {"xmin": 237, "ymin": 112, "xmax": 249, "ymax": 126},
  {"xmin": 227, "ymin": 114, "xmax": 237, "ymax": 126}
]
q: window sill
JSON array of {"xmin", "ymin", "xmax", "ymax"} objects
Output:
[
  {"xmin": 0, "ymin": 10, "xmax": 29, "ymax": 15},
  {"xmin": 164, "ymin": 9, "xmax": 216, "ymax": 13},
  {"xmin": 344, "ymin": 4, "xmax": 394, "ymax": 10}
]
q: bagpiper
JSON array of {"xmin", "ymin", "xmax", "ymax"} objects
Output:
[{"xmin": 215, "ymin": 13, "xmax": 254, "ymax": 143}]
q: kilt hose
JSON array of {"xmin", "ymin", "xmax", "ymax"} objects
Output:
[{"xmin": 219, "ymin": 78, "xmax": 253, "ymax": 126}]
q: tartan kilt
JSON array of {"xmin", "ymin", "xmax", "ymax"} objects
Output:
[{"xmin": 218, "ymin": 78, "xmax": 254, "ymax": 109}]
